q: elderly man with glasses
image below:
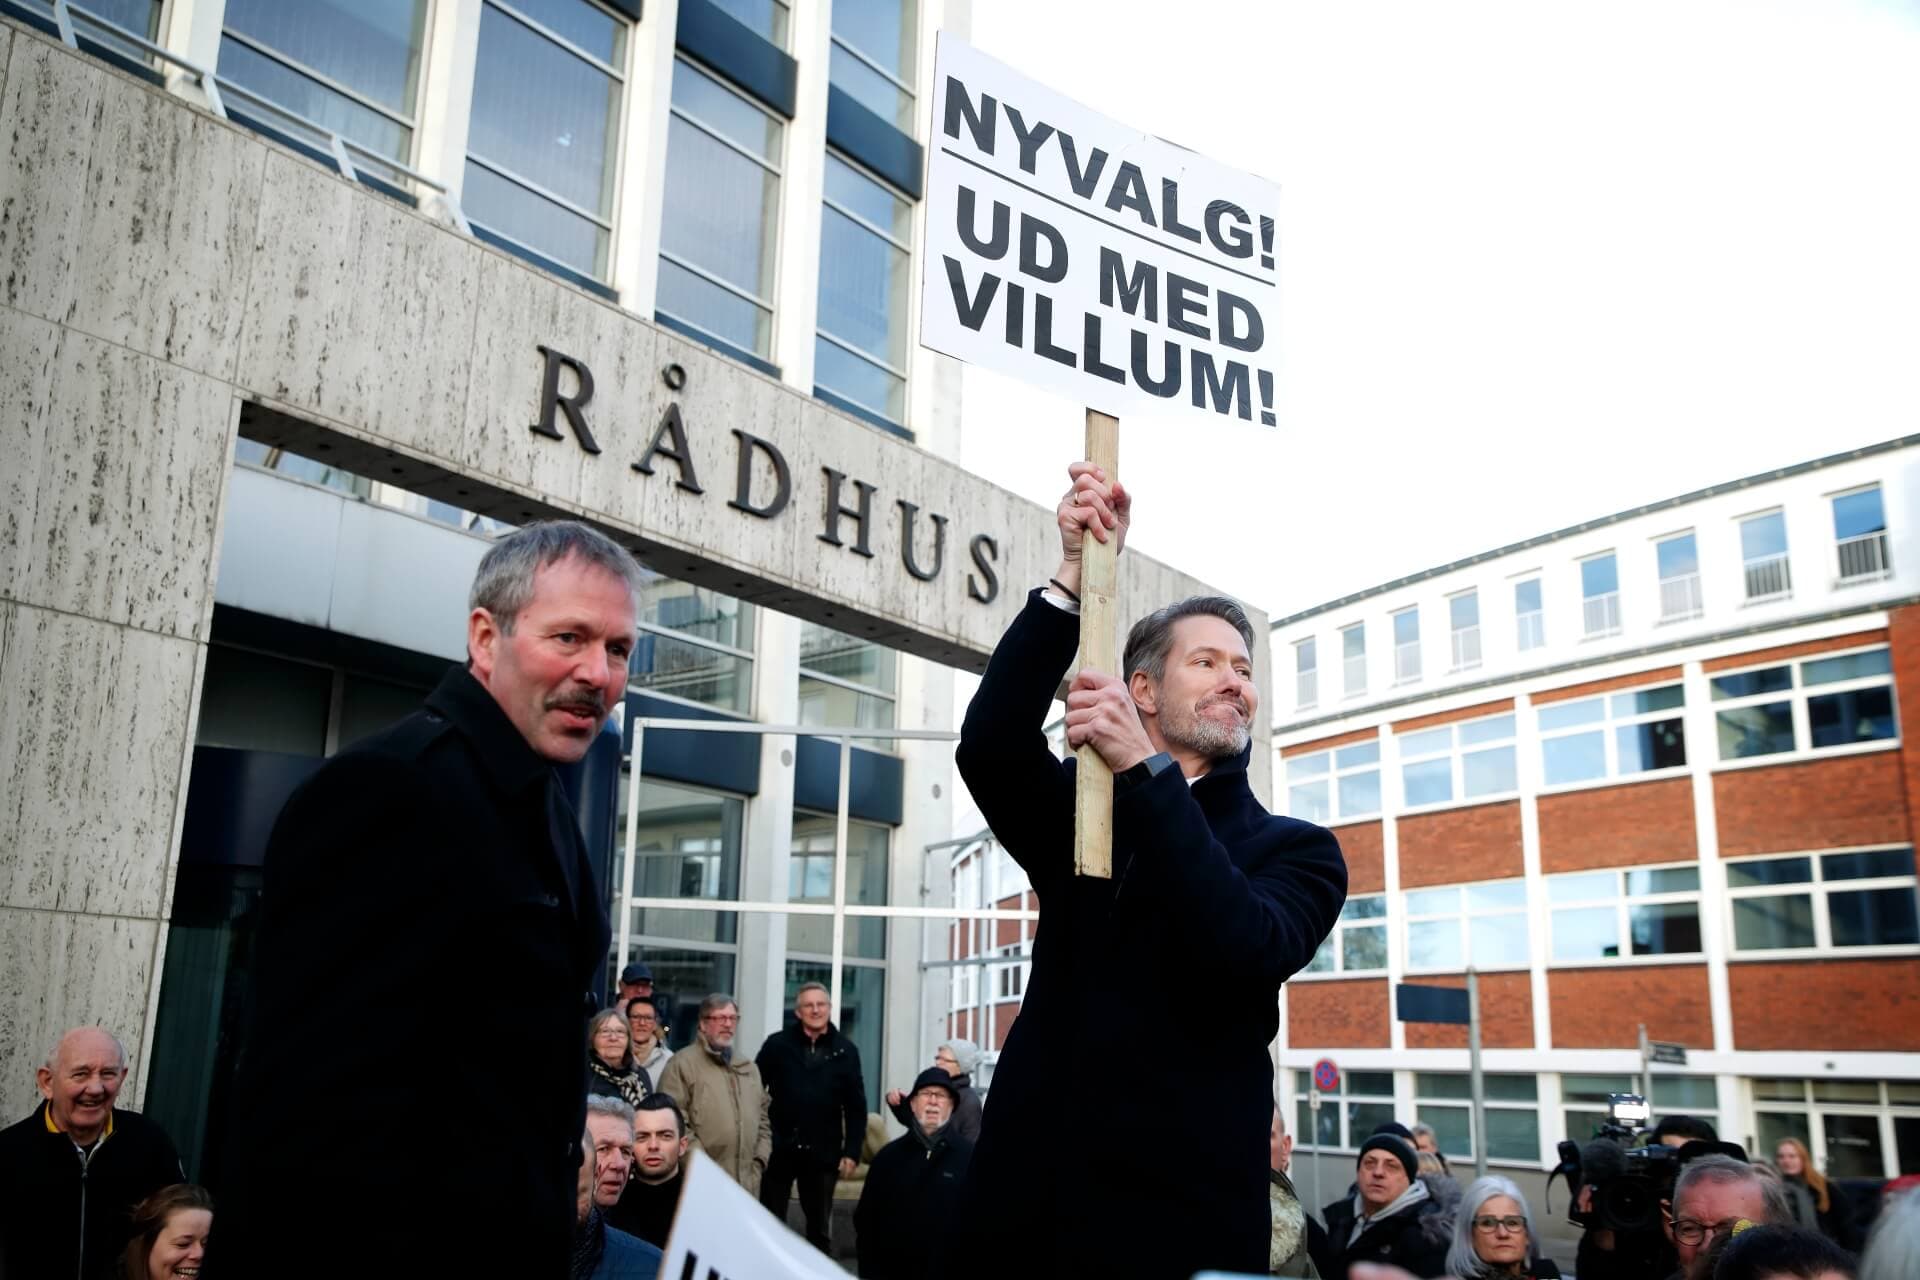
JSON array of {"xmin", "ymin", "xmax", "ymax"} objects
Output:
[
  {"xmin": 625, "ymin": 997, "xmax": 673, "ymax": 1085},
  {"xmin": 1663, "ymin": 1153, "xmax": 1791, "ymax": 1280},
  {"xmin": 656, "ymin": 994, "xmax": 771, "ymax": 1195}
]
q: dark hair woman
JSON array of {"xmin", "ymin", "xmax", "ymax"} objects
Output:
[
  {"xmin": 120, "ymin": 1184, "xmax": 213, "ymax": 1280},
  {"xmin": 587, "ymin": 1007, "xmax": 650, "ymax": 1108}
]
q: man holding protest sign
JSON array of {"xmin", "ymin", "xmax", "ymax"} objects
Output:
[{"xmin": 949, "ymin": 463, "xmax": 1347, "ymax": 1276}]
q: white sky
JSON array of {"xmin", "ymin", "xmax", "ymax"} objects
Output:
[{"xmin": 950, "ymin": 0, "xmax": 1920, "ymax": 620}]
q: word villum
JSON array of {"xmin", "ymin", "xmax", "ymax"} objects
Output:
[{"xmin": 529, "ymin": 346, "xmax": 1003, "ymax": 603}]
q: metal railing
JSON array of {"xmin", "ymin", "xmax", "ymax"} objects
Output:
[
  {"xmin": 1743, "ymin": 553, "xmax": 1792, "ymax": 601},
  {"xmin": 1583, "ymin": 591, "xmax": 1621, "ymax": 637},
  {"xmin": 1515, "ymin": 610, "xmax": 1545, "ymax": 651},
  {"xmin": 1837, "ymin": 532, "xmax": 1891, "ymax": 583},
  {"xmin": 1296, "ymin": 669, "xmax": 1318, "ymax": 709},
  {"xmin": 1394, "ymin": 639, "xmax": 1422, "ymax": 683},
  {"xmin": 1450, "ymin": 625, "xmax": 1482, "ymax": 671},
  {"xmin": 1659, "ymin": 573, "xmax": 1703, "ymax": 621}
]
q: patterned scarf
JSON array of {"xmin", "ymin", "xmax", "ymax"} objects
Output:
[
  {"xmin": 570, "ymin": 1206, "xmax": 607, "ymax": 1280},
  {"xmin": 589, "ymin": 1054, "xmax": 649, "ymax": 1108}
]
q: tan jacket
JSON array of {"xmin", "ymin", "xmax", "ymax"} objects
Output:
[{"xmin": 657, "ymin": 1035, "xmax": 771, "ymax": 1194}]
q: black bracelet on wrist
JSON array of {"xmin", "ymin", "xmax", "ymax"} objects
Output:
[{"xmin": 1048, "ymin": 577, "xmax": 1081, "ymax": 603}]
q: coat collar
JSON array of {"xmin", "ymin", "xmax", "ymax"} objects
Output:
[{"xmin": 425, "ymin": 664, "xmax": 553, "ymax": 795}]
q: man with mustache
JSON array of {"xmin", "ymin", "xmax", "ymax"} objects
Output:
[
  {"xmin": 948, "ymin": 462, "xmax": 1347, "ymax": 1278},
  {"xmin": 217, "ymin": 521, "xmax": 639, "ymax": 1275}
]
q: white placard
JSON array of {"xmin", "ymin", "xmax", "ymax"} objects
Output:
[
  {"xmin": 921, "ymin": 35, "xmax": 1281, "ymax": 426},
  {"xmin": 656, "ymin": 1151, "xmax": 849, "ymax": 1280}
]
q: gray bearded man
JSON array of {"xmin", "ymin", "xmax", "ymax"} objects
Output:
[{"xmin": 947, "ymin": 461, "xmax": 1347, "ymax": 1278}]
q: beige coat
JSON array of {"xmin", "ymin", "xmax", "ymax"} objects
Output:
[{"xmin": 657, "ymin": 1035, "xmax": 772, "ymax": 1194}]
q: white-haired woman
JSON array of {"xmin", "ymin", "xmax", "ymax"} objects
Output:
[{"xmin": 1446, "ymin": 1175, "xmax": 1562, "ymax": 1279}]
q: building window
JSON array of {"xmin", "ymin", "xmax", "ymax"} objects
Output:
[
  {"xmin": 798, "ymin": 623, "xmax": 898, "ymax": 745},
  {"xmin": 788, "ymin": 812, "xmax": 889, "ymax": 958},
  {"xmin": 1399, "ymin": 712, "xmax": 1517, "ymax": 809},
  {"xmin": 1538, "ymin": 682, "xmax": 1687, "ymax": 787},
  {"xmin": 1342, "ymin": 623, "xmax": 1366, "ymax": 697},
  {"xmin": 816, "ymin": 153, "xmax": 913, "ymax": 428},
  {"xmin": 1711, "ymin": 646, "xmax": 1897, "ymax": 762},
  {"xmin": 1294, "ymin": 1069, "xmax": 1394, "ymax": 1151},
  {"xmin": 1565, "ymin": 1074, "xmax": 1718, "ymax": 1143},
  {"xmin": 464, "ymin": 0, "xmax": 627, "ymax": 281},
  {"xmin": 1415, "ymin": 1073, "xmax": 1540, "ymax": 1163},
  {"xmin": 830, "ymin": 0, "xmax": 918, "ymax": 131},
  {"xmin": 1549, "ymin": 865, "xmax": 1702, "ymax": 962},
  {"xmin": 1657, "ymin": 532, "xmax": 1703, "ymax": 621},
  {"xmin": 219, "ymin": 0, "xmax": 429, "ymax": 163},
  {"xmin": 1295, "ymin": 637, "xmax": 1318, "ymax": 710},
  {"xmin": 1754, "ymin": 1078, "xmax": 1920, "ymax": 1180},
  {"xmin": 1449, "ymin": 591, "xmax": 1481, "ymax": 671},
  {"xmin": 1580, "ymin": 553, "xmax": 1621, "ymax": 638},
  {"xmin": 1727, "ymin": 848, "xmax": 1919, "ymax": 954},
  {"xmin": 630, "ymin": 575, "xmax": 754, "ymax": 714},
  {"xmin": 990, "ymin": 943, "xmax": 1028, "ymax": 1000},
  {"xmin": 1305, "ymin": 894, "xmax": 1388, "ymax": 974},
  {"xmin": 618, "ymin": 776, "xmax": 744, "ymax": 1045},
  {"xmin": 1740, "ymin": 510, "xmax": 1792, "ymax": 601},
  {"xmin": 950, "ymin": 950, "xmax": 977, "ymax": 1010},
  {"xmin": 1404, "ymin": 880, "xmax": 1530, "ymax": 970},
  {"xmin": 708, "ymin": 0, "xmax": 790, "ymax": 46},
  {"xmin": 1286, "ymin": 741, "xmax": 1382, "ymax": 824},
  {"xmin": 1393, "ymin": 607, "xmax": 1421, "ymax": 683},
  {"xmin": 658, "ymin": 58, "xmax": 783, "ymax": 359},
  {"xmin": 1834, "ymin": 486, "xmax": 1891, "ymax": 583},
  {"xmin": 1514, "ymin": 578, "xmax": 1545, "ymax": 651}
]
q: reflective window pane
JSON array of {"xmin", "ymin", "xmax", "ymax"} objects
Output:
[
  {"xmin": 1657, "ymin": 534, "xmax": 1698, "ymax": 579},
  {"xmin": 1741, "ymin": 511, "xmax": 1789, "ymax": 560},
  {"xmin": 1468, "ymin": 882, "xmax": 1527, "ymax": 911},
  {"xmin": 1809, "ymin": 687, "xmax": 1896, "ymax": 748},
  {"xmin": 707, "ymin": 0, "xmax": 790, "ymax": 45},
  {"xmin": 1613, "ymin": 685, "xmax": 1686, "ymax": 716},
  {"xmin": 1406, "ymin": 887, "xmax": 1460, "ymax": 916},
  {"xmin": 1539, "ymin": 698, "xmax": 1604, "ymax": 731},
  {"xmin": 1463, "ymin": 745, "xmax": 1517, "ymax": 797},
  {"xmin": 1471, "ymin": 914, "xmax": 1531, "ymax": 966},
  {"xmin": 1581, "ymin": 554, "xmax": 1619, "ymax": 597},
  {"xmin": 1627, "ymin": 866, "xmax": 1701, "ymax": 895},
  {"xmin": 814, "ymin": 337, "xmax": 905, "ymax": 422},
  {"xmin": 1403, "ymin": 758, "xmax": 1452, "ymax": 806},
  {"xmin": 1487, "ymin": 1075, "xmax": 1539, "ymax": 1103},
  {"xmin": 670, "ymin": 62, "xmax": 781, "ymax": 158},
  {"xmin": 1287, "ymin": 780, "xmax": 1330, "ymax": 824},
  {"xmin": 818, "ymin": 202, "xmax": 910, "ymax": 364},
  {"xmin": 1305, "ymin": 935, "xmax": 1336, "ymax": 973},
  {"xmin": 630, "ymin": 633, "xmax": 751, "ymax": 713},
  {"xmin": 1550, "ymin": 872, "xmax": 1617, "ymax": 904},
  {"xmin": 1652, "ymin": 1076, "xmax": 1718, "ymax": 1109},
  {"xmin": 506, "ymin": 0, "xmax": 625, "ymax": 63},
  {"xmin": 1543, "ymin": 731, "xmax": 1607, "ymax": 785},
  {"xmin": 1553, "ymin": 906, "xmax": 1620, "ymax": 961},
  {"xmin": 1732, "ymin": 895, "xmax": 1817, "ymax": 950},
  {"xmin": 1803, "ymin": 649, "xmax": 1893, "ymax": 686},
  {"xmin": 1460, "ymin": 715, "xmax": 1516, "ymax": 746},
  {"xmin": 1393, "ymin": 608, "xmax": 1420, "ymax": 645},
  {"xmin": 800, "ymin": 624, "xmax": 897, "ymax": 692},
  {"xmin": 1629, "ymin": 901, "xmax": 1702, "ymax": 955},
  {"xmin": 798, "ymin": 678, "xmax": 896, "ymax": 740},
  {"xmin": 788, "ymin": 815, "xmax": 888, "ymax": 958},
  {"xmin": 1338, "ymin": 770, "xmax": 1382, "ymax": 817},
  {"xmin": 1822, "ymin": 1113, "xmax": 1886, "ymax": 1180},
  {"xmin": 656, "ymin": 258, "xmax": 772, "ymax": 356},
  {"xmin": 1336, "ymin": 741, "xmax": 1381, "ymax": 769},
  {"xmin": 1401, "ymin": 727, "xmax": 1452, "ymax": 757},
  {"xmin": 1487, "ymin": 1107, "xmax": 1541, "ymax": 1162},
  {"xmin": 1717, "ymin": 703, "xmax": 1795, "ymax": 758},
  {"xmin": 620, "ymin": 778, "xmax": 743, "ymax": 947},
  {"xmin": 1408, "ymin": 919, "xmax": 1462, "ymax": 969},
  {"xmin": 1726, "ymin": 857, "xmax": 1813, "ymax": 888},
  {"xmin": 1822, "ymin": 849, "xmax": 1915, "ymax": 882},
  {"xmin": 1829, "ymin": 888, "xmax": 1920, "ymax": 947},
  {"xmin": 463, "ymin": 160, "xmax": 607, "ymax": 277},
  {"xmin": 1348, "ymin": 1100, "xmax": 1395, "ymax": 1144},
  {"xmin": 1833, "ymin": 487, "xmax": 1887, "ymax": 540},
  {"xmin": 1450, "ymin": 592, "xmax": 1479, "ymax": 629},
  {"xmin": 1349, "ymin": 1071, "xmax": 1395, "ymax": 1096},
  {"xmin": 640, "ymin": 578, "xmax": 752, "ymax": 650},
  {"xmin": 661, "ymin": 114, "xmax": 779, "ymax": 298},
  {"xmin": 1416, "ymin": 1073, "xmax": 1473, "ymax": 1100},
  {"xmin": 1420, "ymin": 1104, "xmax": 1472, "ymax": 1157},
  {"xmin": 825, "ymin": 154, "xmax": 912, "ymax": 241},
  {"xmin": 833, "ymin": 0, "xmax": 915, "ymax": 78},
  {"xmin": 1287, "ymin": 752, "xmax": 1330, "ymax": 779},
  {"xmin": 1617, "ymin": 718, "xmax": 1686, "ymax": 773},
  {"xmin": 1711, "ymin": 667, "xmax": 1792, "ymax": 700},
  {"xmin": 1342, "ymin": 925, "xmax": 1387, "ymax": 971},
  {"xmin": 224, "ymin": 0, "xmax": 428, "ymax": 113},
  {"xmin": 1345, "ymin": 896, "xmax": 1388, "ymax": 921},
  {"xmin": 218, "ymin": 35, "xmax": 412, "ymax": 161}
]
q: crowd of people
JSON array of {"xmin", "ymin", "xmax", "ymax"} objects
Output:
[{"xmin": 1267, "ymin": 1105, "xmax": 1920, "ymax": 1280}]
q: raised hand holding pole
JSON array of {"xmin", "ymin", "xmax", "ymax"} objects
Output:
[{"xmin": 1073, "ymin": 410, "xmax": 1120, "ymax": 879}]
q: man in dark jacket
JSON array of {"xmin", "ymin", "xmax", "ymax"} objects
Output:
[
  {"xmin": 610, "ymin": 1094, "xmax": 690, "ymax": 1247},
  {"xmin": 0, "ymin": 1027, "xmax": 183, "ymax": 1280},
  {"xmin": 755, "ymin": 982, "xmax": 866, "ymax": 1251},
  {"xmin": 1321, "ymin": 1134, "xmax": 1452, "ymax": 1278},
  {"xmin": 856, "ymin": 1069, "xmax": 974, "ymax": 1279},
  {"xmin": 949, "ymin": 462, "xmax": 1348, "ymax": 1278},
  {"xmin": 216, "ymin": 522, "xmax": 635, "ymax": 1275}
]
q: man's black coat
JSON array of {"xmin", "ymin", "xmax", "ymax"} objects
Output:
[
  {"xmin": 948, "ymin": 592, "xmax": 1347, "ymax": 1278},
  {"xmin": 856, "ymin": 1127, "xmax": 974, "ymax": 1279},
  {"xmin": 755, "ymin": 1022, "xmax": 866, "ymax": 1166},
  {"xmin": 0, "ymin": 1104, "xmax": 182, "ymax": 1280},
  {"xmin": 1322, "ymin": 1194, "xmax": 1454, "ymax": 1278},
  {"xmin": 215, "ymin": 666, "xmax": 610, "ymax": 1275}
]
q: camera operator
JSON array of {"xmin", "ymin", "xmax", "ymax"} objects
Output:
[{"xmin": 1650, "ymin": 1115, "xmax": 1719, "ymax": 1149}]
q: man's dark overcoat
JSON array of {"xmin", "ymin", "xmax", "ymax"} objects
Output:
[
  {"xmin": 216, "ymin": 665, "xmax": 610, "ymax": 1275},
  {"xmin": 948, "ymin": 591, "xmax": 1347, "ymax": 1277}
]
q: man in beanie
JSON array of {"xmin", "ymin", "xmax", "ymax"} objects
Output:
[
  {"xmin": 855, "ymin": 1069, "xmax": 975, "ymax": 1279},
  {"xmin": 1320, "ymin": 1133, "xmax": 1451, "ymax": 1278}
]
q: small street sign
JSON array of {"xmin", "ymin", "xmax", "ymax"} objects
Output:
[
  {"xmin": 1649, "ymin": 1040, "xmax": 1688, "ymax": 1066},
  {"xmin": 1313, "ymin": 1057, "xmax": 1340, "ymax": 1092}
]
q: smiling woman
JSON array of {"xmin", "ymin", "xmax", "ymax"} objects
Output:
[{"xmin": 122, "ymin": 1184, "xmax": 214, "ymax": 1280}]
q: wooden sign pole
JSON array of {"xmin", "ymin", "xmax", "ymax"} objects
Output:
[{"xmin": 1073, "ymin": 408, "xmax": 1121, "ymax": 878}]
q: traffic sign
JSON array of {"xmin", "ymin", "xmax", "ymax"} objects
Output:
[
  {"xmin": 1312, "ymin": 1058, "xmax": 1340, "ymax": 1092},
  {"xmin": 1649, "ymin": 1040, "xmax": 1688, "ymax": 1066}
]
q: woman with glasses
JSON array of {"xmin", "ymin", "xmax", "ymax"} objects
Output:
[
  {"xmin": 586, "ymin": 1008, "xmax": 651, "ymax": 1109},
  {"xmin": 1446, "ymin": 1175, "xmax": 1562, "ymax": 1278}
]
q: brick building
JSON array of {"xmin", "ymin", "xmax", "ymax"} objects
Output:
[{"xmin": 1270, "ymin": 436, "xmax": 1920, "ymax": 1204}]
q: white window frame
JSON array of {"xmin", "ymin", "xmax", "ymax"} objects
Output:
[
  {"xmin": 1546, "ymin": 862, "xmax": 1704, "ymax": 967},
  {"xmin": 1514, "ymin": 576, "xmax": 1546, "ymax": 652},
  {"xmin": 1738, "ymin": 508, "xmax": 1793, "ymax": 602},
  {"xmin": 1414, "ymin": 1072, "xmax": 1542, "ymax": 1165},
  {"xmin": 1655, "ymin": 530, "xmax": 1704, "ymax": 622},
  {"xmin": 1341, "ymin": 623, "xmax": 1367, "ymax": 697},
  {"xmin": 1536, "ymin": 681, "xmax": 1689, "ymax": 792},
  {"xmin": 990, "ymin": 942, "xmax": 1029, "ymax": 1001},
  {"xmin": 1449, "ymin": 589, "xmax": 1482, "ymax": 672},
  {"xmin": 1403, "ymin": 878, "xmax": 1531, "ymax": 973},
  {"xmin": 1285, "ymin": 739, "xmax": 1383, "ymax": 824},
  {"xmin": 1397, "ymin": 711, "xmax": 1519, "ymax": 812},
  {"xmin": 1709, "ymin": 644, "xmax": 1898, "ymax": 770},
  {"xmin": 1831, "ymin": 483, "xmax": 1892, "ymax": 585},
  {"xmin": 1724, "ymin": 845, "xmax": 1920, "ymax": 960},
  {"xmin": 829, "ymin": 0, "xmax": 919, "ymax": 126},
  {"xmin": 1295, "ymin": 636, "xmax": 1318, "ymax": 710},
  {"xmin": 1750, "ymin": 1078, "xmax": 1920, "ymax": 1181},
  {"xmin": 1580, "ymin": 551, "xmax": 1622, "ymax": 639},
  {"xmin": 1392, "ymin": 605, "xmax": 1422, "ymax": 683},
  {"xmin": 798, "ymin": 625, "xmax": 899, "ymax": 749},
  {"xmin": 1300, "ymin": 892, "xmax": 1389, "ymax": 977}
]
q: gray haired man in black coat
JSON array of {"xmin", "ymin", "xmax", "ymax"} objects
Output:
[
  {"xmin": 948, "ymin": 462, "xmax": 1348, "ymax": 1278},
  {"xmin": 216, "ymin": 521, "xmax": 640, "ymax": 1275}
]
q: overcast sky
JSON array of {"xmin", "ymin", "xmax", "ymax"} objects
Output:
[{"xmin": 950, "ymin": 0, "xmax": 1920, "ymax": 620}]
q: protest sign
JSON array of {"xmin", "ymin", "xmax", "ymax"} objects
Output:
[
  {"xmin": 657, "ymin": 1151, "xmax": 848, "ymax": 1280},
  {"xmin": 922, "ymin": 34, "xmax": 1281, "ymax": 427}
]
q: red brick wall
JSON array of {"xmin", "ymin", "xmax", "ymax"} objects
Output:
[
  {"xmin": 1283, "ymin": 726, "xmax": 1381, "ymax": 756},
  {"xmin": 1393, "ymin": 699, "xmax": 1516, "ymax": 734},
  {"xmin": 1892, "ymin": 605, "xmax": 1920, "ymax": 849},
  {"xmin": 1714, "ymin": 754, "xmax": 1908, "ymax": 856},
  {"xmin": 1539, "ymin": 777, "xmax": 1698, "ymax": 872},
  {"xmin": 1702, "ymin": 629, "xmax": 1889, "ymax": 673},
  {"xmin": 1288, "ymin": 978, "xmax": 1390, "ymax": 1047},
  {"xmin": 1399, "ymin": 801, "xmax": 1524, "ymax": 886},
  {"xmin": 1730, "ymin": 958, "xmax": 1920, "ymax": 1050},
  {"xmin": 1549, "ymin": 965, "xmax": 1714, "ymax": 1049},
  {"xmin": 1401, "ymin": 971, "xmax": 1534, "ymax": 1048},
  {"xmin": 1534, "ymin": 666, "xmax": 1685, "ymax": 704},
  {"xmin": 1336, "ymin": 820, "xmax": 1385, "ymax": 894}
]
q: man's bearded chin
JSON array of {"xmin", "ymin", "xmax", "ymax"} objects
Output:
[{"xmin": 1160, "ymin": 697, "xmax": 1251, "ymax": 759}]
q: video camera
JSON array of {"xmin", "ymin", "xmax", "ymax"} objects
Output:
[{"xmin": 1550, "ymin": 1094, "xmax": 1679, "ymax": 1235}]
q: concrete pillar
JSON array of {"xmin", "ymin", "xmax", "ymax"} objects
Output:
[
  {"xmin": 770, "ymin": 0, "xmax": 832, "ymax": 391},
  {"xmin": 610, "ymin": 0, "xmax": 679, "ymax": 311},
  {"xmin": 410, "ymin": 0, "xmax": 483, "ymax": 198}
]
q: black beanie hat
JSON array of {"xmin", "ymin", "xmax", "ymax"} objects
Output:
[
  {"xmin": 1357, "ymin": 1133, "xmax": 1419, "ymax": 1184},
  {"xmin": 1369, "ymin": 1120, "xmax": 1416, "ymax": 1141},
  {"xmin": 910, "ymin": 1067, "xmax": 959, "ymax": 1102}
]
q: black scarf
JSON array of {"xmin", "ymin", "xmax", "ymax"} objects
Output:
[
  {"xmin": 589, "ymin": 1054, "xmax": 649, "ymax": 1108},
  {"xmin": 570, "ymin": 1206, "xmax": 606, "ymax": 1279}
]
